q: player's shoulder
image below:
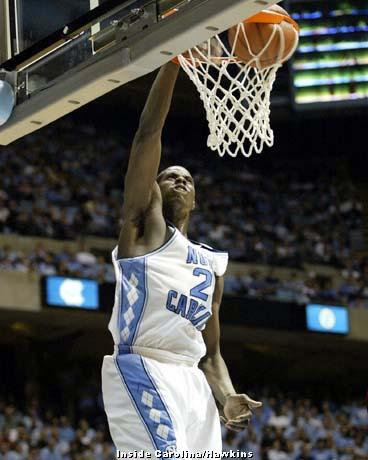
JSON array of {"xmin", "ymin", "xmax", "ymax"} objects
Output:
[{"xmin": 189, "ymin": 239, "xmax": 227, "ymax": 255}]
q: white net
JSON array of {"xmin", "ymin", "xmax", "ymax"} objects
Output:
[{"xmin": 177, "ymin": 19, "xmax": 298, "ymax": 158}]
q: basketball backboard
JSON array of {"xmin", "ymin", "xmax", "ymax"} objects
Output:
[{"xmin": 0, "ymin": 0, "xmax": 279, "ymax": 145}]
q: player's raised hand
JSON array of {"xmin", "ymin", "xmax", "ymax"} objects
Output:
[
  {"xmin": 196, "ymin": 37, "xmax": 223, "ymax": 58},
  {"xmin": 174, "ymin": 37, "xmax": 223, "ymax": 65},
  {"xmin": 221, "ymin": 393, "xmax": 262, "ymax": 432}
]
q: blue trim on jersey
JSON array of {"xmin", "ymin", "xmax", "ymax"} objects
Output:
[
  {"xmin": 118, "ymin": 258, "xmax": 147, "ymax": 349},
  {"xmin": 132, "ymin": 257, "xmax": 149, "ymax": 346},
  {"xmin": 116, "ymin": 261, "xmax": 123, "ymax": 347},
  {"xmin": 115, "ymin": 354, "xmax": 177, "ymax": 453}
]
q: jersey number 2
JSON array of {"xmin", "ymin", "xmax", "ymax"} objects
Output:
[{"xmin": 190, "ymin": 268, "xmax": 213, "ymax": 301}]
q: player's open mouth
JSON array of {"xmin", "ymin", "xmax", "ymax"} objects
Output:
[{"xmin": 174, "ymin": 185, "xmax": 187, "ymax": 192}]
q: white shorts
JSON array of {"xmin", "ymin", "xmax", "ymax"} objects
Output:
[{"xmin": 102, "ymin": 352, "xmax": 222, "ymax": 455}]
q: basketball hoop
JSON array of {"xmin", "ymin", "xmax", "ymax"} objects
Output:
[{"xmin": 176, "ymin": 10, "xmax": 299, "ymax": 158}]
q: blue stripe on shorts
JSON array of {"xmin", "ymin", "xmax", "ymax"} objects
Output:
[{"xmin": 115, "ymin": 353, "xmax": 177, "ymax": 453}]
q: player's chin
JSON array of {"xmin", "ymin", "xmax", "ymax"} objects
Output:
[
  {"xmin": 168, "ymin": 190, "xmax": 188, "ymax": 201},
  {"xmin": 163, "ymin": 195, "xmax": 185, "ymax": 211}
]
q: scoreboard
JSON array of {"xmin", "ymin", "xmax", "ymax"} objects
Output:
[{"xmin": 288, "ymin": 0, "xmax": 368, "ymax": 107}]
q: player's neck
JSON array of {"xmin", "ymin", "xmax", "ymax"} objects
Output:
[
  {"xmin": 173, "ymin": 219, "xmax": 189, "ymax": 237},
  {"xmin": 164, "ymin": 206, "xmax": 190, "ymax": 237}
]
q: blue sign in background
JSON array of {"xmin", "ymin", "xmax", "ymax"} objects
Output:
[
  {"xmin": 46, "ymin": 276, "xmax": 99, "ymax": 310},
  {"xmin": 306, "ymin": 304, "xmax": 349, "ymax": 334}
]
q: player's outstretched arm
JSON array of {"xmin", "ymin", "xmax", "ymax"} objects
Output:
[
  {"xmin": 200, "ymin": 277, "xmax": 262, "ymax": 431},
  {"xmin": 122, "ymin": 62, "xmax": 179, "ymax": 223},
  {"xmin": 118, "ymin": 62, "xmax": 179, "ymax": 257}
]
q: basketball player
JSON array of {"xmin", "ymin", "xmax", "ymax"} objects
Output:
[{"xmin": 102, "ymin": 62, "xmax": 262, "ymax": 454}]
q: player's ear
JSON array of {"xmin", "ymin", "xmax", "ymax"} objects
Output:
[{"xmin": 192, "ymin": 199, "xmax": 196, "ymax": 211}]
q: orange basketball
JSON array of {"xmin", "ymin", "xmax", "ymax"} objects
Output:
[{"xmin": 228, "ymin": 5, "xmax": 299, "ymax": 69}]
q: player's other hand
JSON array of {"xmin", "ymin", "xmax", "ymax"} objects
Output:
[
  {"xmin": 220, "ymin": 393, "xmax": 262, "ymax": 432},
  {"xmin": 184, "ymin": 37, "xmax": 223, "ymax": 60}
]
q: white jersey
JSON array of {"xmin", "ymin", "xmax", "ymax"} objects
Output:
[{"xmin": 108, "ymin": 224, "xmax": 228, "ymax": 365}]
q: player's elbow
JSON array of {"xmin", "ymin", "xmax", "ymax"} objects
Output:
[
  {"xmin": 200, "ymin": 350, "xmax": 222, "ymax": 374},
  {"xmin": 203, "ymin": 346, "xmax": 221, "ymax": 362}
]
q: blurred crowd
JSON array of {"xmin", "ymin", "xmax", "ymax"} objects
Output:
[
  {"xmin": 1, "ymin": 243, "xmax": 368, "ymax": 307},
  {"xmin": 0, "ymin": 244, "xmax": 115, "ymax": 284},
  {"xmin": 0, "ymin": 392, "xmax": 366, "ymax": 459},
  {"xmin": 0, "ymin": 403, "xmax": 114, "ymax": 460},
  {"xmin": 0, "ymin": 120, "xmax": 363, "ymax": 268},
  {"xmin": 225, "ymin": 260, "xmax": 368, "ymax": 308},
  {"xmin": 222, "ymin": 394, "xmax": 367, "ymax": 460}
]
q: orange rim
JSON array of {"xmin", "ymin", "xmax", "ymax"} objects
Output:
[
  {"xmin": 172, "ymin": 10, "xmax": 299, "ymax": 65},
  {"xmin": 173, "ymin": 55, "xmax": 241, "ymax": 65},
  {"xmin": 161, "ymin": 7, "xmax": 178, "ymax": 19},
  {"xmin": 245, "ymin": 10, "xmax": 299, "ymax": 32},
  {"xmin": 171, "ymin": 55, "xmax": 203, "ymax": 67}
]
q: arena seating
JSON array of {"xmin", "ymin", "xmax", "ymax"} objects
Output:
[
  {"xmin": 1, "ymin": 389, "xmax": 366, "ymax": 459},
  {"xmin": 0, "ymin": 120, "xmax": 363, "ymax": 268}
]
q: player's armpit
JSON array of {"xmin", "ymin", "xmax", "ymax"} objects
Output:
[{"xmin": 118, "ymin": 182, "xmax": 166, "ymax": 258}]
